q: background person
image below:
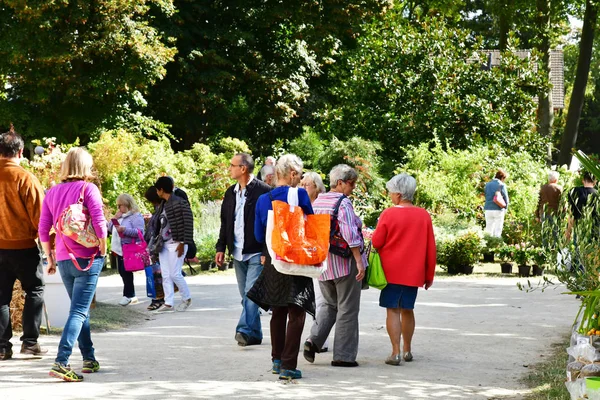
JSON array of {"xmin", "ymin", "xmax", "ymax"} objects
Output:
[
  {"xmin": 300, "ymin": 172, "xmax": 328, "ymax": 352},
  {"xmin": 144, "ymin": 186, "xmax": 166, "ymax": 311},
  {"xmin": 0, "ymin": 126, "xmax": 47, "ymax": 361},
  {"xmin": 154, "ymin": 177, "xmax": 194, "ymax": 312},
  {"xmin": 536, "ymin": 170, "xmax": 563, "ymax": 221},
  {"xmin": 248, "ymin": 154, "xmax": 315, "ymax": 381},
  {"xmin": 371, "ymin": 173, "xmax": 436, "ymax": 366},
  {"xmin": 108, "ymin": 194, "xmax": 145, "ymax": 306},
  {"xmin": 257, "ymin": 156, "xmax": 276, "ymax": 181},
  {"xmin": 304, "ymin": 165, "xmax": 366, "ymax": 368},
  {"xmin": 483, "ymin": 169, "xmax": 509, "ymax": 238},
  {"xmin": 39, "ymin": 147, "xmax": 108, "ymax": 382},
  {"xmin": 215, "ymin": 153, "xmax": 271, "ymax": 346},
  {"xmin": 259, "ymin": 164, "xmax": 276, "ymax": 188}
]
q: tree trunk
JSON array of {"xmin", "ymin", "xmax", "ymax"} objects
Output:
[
  {"xmin": 536, "ymin": 0, "xmax": 554, "ymax": 164},
  {"xmin": 558, "ymin": 0, "xmax": 598, "ymax": 166},
  {"xmin": 498, "ymin": 0, "xmax": 514, "ymax": 50}
]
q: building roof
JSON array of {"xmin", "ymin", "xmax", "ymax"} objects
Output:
[{"xmin": 485, "ymin": 49, "xmax": 565, "ymax": 109}]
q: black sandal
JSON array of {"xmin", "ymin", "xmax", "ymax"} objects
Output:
[{"xmin": 147, "ymin": 301, "xmax": 162, "ymax": 311}]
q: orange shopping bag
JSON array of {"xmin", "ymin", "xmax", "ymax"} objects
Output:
[{"xmin": 270, "ymin": 190, "xmax": 330, "ymax": 265}]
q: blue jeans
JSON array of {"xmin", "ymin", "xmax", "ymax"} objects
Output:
[
  {"xmin": 55, "ymin": 256, "xmax": 104, "ymax": 365},
  {"xmin": 234, "ymin": 255, "xmax": 263, "ymax": 340}
]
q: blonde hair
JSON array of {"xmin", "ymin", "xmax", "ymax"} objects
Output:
[
  {"xmin": 116, "ymin": 194, "xmax": 140, "ymax": 213},
  {"xmin": 275, "ymin": 154, "xmax": 303, "ymax": 180},
  {"xmin": 59, "ymin": 147, "xmax": 96, "ymax": 182}
]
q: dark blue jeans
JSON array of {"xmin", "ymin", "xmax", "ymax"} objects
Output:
[
  {"xmin": 55, "ymin": 256, "xmax": 104, "ymax": 365},
  {"xmin": 0, "ymin": 247, "xmax": 44, "ymax": 350}
]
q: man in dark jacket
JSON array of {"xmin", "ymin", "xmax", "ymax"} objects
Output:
[
  {"xmin": 154, "ymin": 177, "xmax": 194, "ymax": 312},
  {"xmin": 216, "ymin": 153, "xmax": 271, "ymax": 346}
]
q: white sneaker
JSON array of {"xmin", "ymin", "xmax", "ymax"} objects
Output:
[
  {"xmin": 118, "ymin": 296, "xmax": 131, "ymax": 306},
  {"xmin": 129, "ymin": 297, "xmax": 139, "ymax": 305},
  {"xmin": 175, "ymin": 299, "xmax": 192, "ymax": 312},
  {"xmin": 155, "ymin": 304, "xmax": 174, "ymax": 313}
]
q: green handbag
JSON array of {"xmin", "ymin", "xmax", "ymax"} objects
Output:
[{"xmin": 367, "ymin": 245, "xmax": 387, "ymax": 290}]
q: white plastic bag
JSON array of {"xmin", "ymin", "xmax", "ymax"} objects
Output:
[
  {"xmin": 266, "ymin": 209, "xmax": 326, "ymax": 279},
  {"xmin": 567, "ymin": 343, "xmax": 600, "ymax": 363}
]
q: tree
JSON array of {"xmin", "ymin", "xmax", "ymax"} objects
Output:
[
  {"xmin": 558, "ymin": 0, "xmax": 599, "ymax": 166},
  {"xmin": 316, "ymin": 11, "xmax": 546, "ymax": 169},
  {"xmin": 0, "ymin": 0, "xmax": 176, "ymax": 143},
  {"xmin": 146, "ymin": 0, "xmax": 390, "ymax": 152}
]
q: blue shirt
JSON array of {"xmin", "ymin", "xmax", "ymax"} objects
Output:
[
  {"xmin": 254, "ymin": 186, "xmax": 314, "ymax": 243},
  {"xmin": 484, "ymin": 179, "xmax": 509, "ymax": 210}
]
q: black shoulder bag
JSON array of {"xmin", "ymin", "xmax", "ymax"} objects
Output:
[{"xmin": 329, "ymin": 195, "xmax": 352, "ymax": 258}]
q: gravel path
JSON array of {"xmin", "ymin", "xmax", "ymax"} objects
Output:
[{"xmin": 0, "ymin": 272, "xmax": 579, "ymax": 399}]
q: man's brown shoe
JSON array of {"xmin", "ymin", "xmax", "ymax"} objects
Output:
[
  {"xmin": 20, "ymin": 343, "xmax": 48, "ymax": 356},
  {"xmin": 0, "ymin": 348, "xmax": 13, "ymax": 360}
]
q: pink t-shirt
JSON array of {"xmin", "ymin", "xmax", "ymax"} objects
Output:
[{"xmin": 39, "ymin": 181, "xmax": 107, "ymax": 261}]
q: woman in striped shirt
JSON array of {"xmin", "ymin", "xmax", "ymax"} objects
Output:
[{"xmin": 303, "ymin": 164, "xmax": 366, "ymax": 368}]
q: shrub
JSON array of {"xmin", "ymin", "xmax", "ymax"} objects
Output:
[
  {"xmin": 403, "ymin": 141, "xmax": 547, "ymax": 242},
  {"xmin": 483, "ymin": 234, "xmax": 504, "ymax": 253},
  {"xmin": 438, "ymin": 231, "xmax": 484, "ymax": 274},
  {"xmin": 496, "ymin": 245, "xmax": 514, "ymax": 263}
]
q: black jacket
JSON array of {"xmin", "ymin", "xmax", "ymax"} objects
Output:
[
  {"xmin": 216, "ymin": 178, "xmax": 271, "ymax": 255},
  {"xmin": 162, "ymin": 194, "xmax": 194, "ymax": 245}
]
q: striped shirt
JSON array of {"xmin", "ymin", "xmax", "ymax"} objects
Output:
[{"xmin": 313, "ymin": 192, "xmax": 367, "ymax": 281}]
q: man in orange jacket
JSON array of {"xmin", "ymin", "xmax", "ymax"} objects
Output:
[{"xmin": 0, "ymin": 126, "xmax": 47, "ymax": 360}]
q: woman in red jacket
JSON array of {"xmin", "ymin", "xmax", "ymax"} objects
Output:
[{"xmin": 371, "ymin": 173, "xmax": 436, "ymax": 366}]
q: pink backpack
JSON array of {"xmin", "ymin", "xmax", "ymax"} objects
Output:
[{"xmin": 55, "ymin": 182, "xmax": 100, "ymax": 271}]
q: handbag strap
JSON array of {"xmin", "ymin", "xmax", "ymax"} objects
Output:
[
  {"xmin": 55, "ymin": 229, "xmax": 97, "ymax": 272},
  {"xmin": 78, "ymin": 181, "xmax": 89, "ymax": 204},
  {"xmin": 332, "ymin": 194, "xmax": 347, "ymax": 219}
]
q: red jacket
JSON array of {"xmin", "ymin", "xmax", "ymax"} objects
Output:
[{"xmin": 371, "ymin": 206, "xmax": 436, "ymax": 287}]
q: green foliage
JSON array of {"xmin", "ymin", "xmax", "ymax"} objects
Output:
[
  {"xmin": 496, "ymin": 245, "xmax": 514, "ymax": 263},
  {"xmin": 147, "ymin": 0, "xmax": 390, "ymax": 153},
  {"xmin": 318, "ymin": 10, "xmax": 547, "ymax": 166},
  {"xmin": 403, "ymin": 141, "xmax": 546, "ymax": 240},
  {"xmin": 88, "ymin": 129, "xmax": 246, "ymax": 214},
  {"xmin": 288, "ymin": 127, "xmax": 325, "ymax": 171},
  {"xmin": 512, "ymin": 243, "xmax": 533, "ymax": 265},
  {"xmin": 0, "ymin": 0, "xmax": 177, "ymax": 143},
  {"xmin": 21, "ymin": 138, "xmax": 78, "ymax": 188},
  {"xmin": 438, "ymin": 231, "xmax": 484, "ymax": 274},
  {"xmin": 483, "ymin": 234, "xmax": 504, "ymax": 251}
]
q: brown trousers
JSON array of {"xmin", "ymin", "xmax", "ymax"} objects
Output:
[{"xmin": 270, "ymin": 304, "xmax": 306, "ymax": 370}]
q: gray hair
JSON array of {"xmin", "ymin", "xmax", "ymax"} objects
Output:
[
  {"xmin": 265, "ymin": 156, "xmax": 276, "ymax": 165},
  {"xmin": 386, "ymin": 173, "xmax": 417, "ymax": 201},
  {"xmin": 548, "ymin": 170, "xmax": 559, "ymax": 182},
  {"xmin": 329, "ymin": 164, "xmax": 358, "ymax": 187},
  {"xmin": 260, "ymin": 165, "xmax": 275, "ymax": 178},
  {"xmin": 236, "ymin": 153, "xmax": 254, "ymax": 173},
  {"xmin": 275, "ymin": 154, "xmax": 303, "ymax": 179},
  {"xmin": 302, "ymin": 172, "xmax": 326, "ymax": 194}
]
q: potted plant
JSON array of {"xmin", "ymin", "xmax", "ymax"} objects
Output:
[
  {"xmin": 531, "ymin": 247, "xmax": 547, "ymax": 276},
  {"xmin": 483, "ymin": 234, "xmax": 504, "ymax": 263},
  {"xmin": 496, "ymin": 245, "xmax": 514, "ymax": 274},
  {"xmin": 440, "ymin": 231, "xmax": 483, "ymax": 275},
  {"xmin": 513, "ymin": 243, "xmax": 532, "ymax": 277}
]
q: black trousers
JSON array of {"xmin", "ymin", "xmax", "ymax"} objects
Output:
[
  {"xmin": 0, "ymin": 247, "xmax": 44, "ymax": 350},
  {"xmin": 115, "ymin": 254, "xmax": 135, "ymax": 298}
]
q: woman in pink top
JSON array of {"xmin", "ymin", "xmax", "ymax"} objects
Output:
[
  {"xmin": 39, "ymin": 148, "xmax": 107, "ymax": 382},
  {"xmin": 372, "ymin": 173, "xmax": 436, "ymax": 366}
]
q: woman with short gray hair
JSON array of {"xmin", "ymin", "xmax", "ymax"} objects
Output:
[
  {"xmin": 304, "ymin": 164, "xmax": 366, "ymax": 368},
  {"xmin": 372, "ymin": 173, "xmax": 436, "ymax": 366}
]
